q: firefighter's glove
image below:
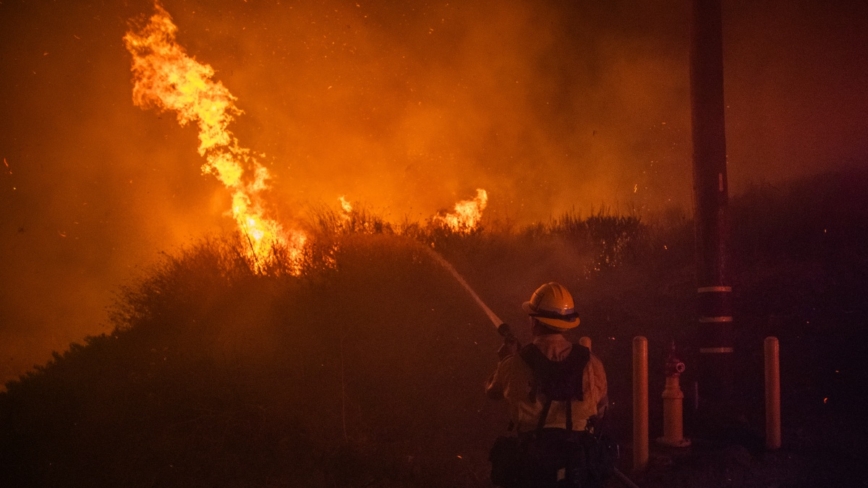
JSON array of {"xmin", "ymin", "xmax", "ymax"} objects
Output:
[{"xmin": 497, "ymin": 336, "xmax": 519, "ymax": 360}]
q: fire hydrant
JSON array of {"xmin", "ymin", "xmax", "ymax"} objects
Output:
[{"xmin": 657, "ymin": 341, "xmax": 691, "ymax": 447}]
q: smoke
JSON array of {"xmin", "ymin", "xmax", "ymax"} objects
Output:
[
  {"xmin": 175, "ymin": 0, "xmax": 695, "ymax": 222},
  {"xmin": 1, "ymin": 0, "xmax": 866, "ymax": 384}
]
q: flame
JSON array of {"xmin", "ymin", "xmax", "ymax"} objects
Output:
[
  {"xmin": 123, "ymin": 4, "xmax": 304, "ymax": 273},
  {"xmin": 339, "ymin": 195, "xmax": 353, "ymax": 214},
  {"xmin": 435, "ymin": 188, "xmax": 488, "ymax": 234}
]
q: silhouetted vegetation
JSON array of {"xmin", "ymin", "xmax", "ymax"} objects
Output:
[{"xmin": 2, "ymin": 168, "xmax": 867, "ymax": 487}]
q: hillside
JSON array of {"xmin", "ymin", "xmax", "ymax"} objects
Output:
[{"xmin": 2, "ymin": 168, "xmax": 867, "ymax": 487}]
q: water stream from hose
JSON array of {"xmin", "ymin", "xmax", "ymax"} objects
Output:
[{"xmin": 423, "ymin": 246, "xmax": 504, "ymax": 329}]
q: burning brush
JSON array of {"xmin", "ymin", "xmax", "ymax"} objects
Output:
[
  {"xmin": 124, "ymin": 4, "xmax": 491, "ymax": 275},
  {"xmin": 123, "ymin": 4, "xmax": 305, "ymax": 273}
]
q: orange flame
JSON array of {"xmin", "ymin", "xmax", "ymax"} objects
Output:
[
  {"xmin": 339, "ymin": 196, "xmax": 353, "ymax": 214},
  {"xmin": 123, "ymin": 4, "xmax": 304, "ymax": 273},
  {"xmin": 435, "ymin": 189, "xmax": 488, "ymax": 234}
]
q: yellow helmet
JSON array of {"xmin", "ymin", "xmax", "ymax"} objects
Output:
[{"xmin": 522, "ymin": 282, "xmax": 580, "ymax": 331}]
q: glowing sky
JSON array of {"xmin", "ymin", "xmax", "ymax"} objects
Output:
[{"xmin": 1, "ymin": 0, "xmax": 866, "ymax": 384}]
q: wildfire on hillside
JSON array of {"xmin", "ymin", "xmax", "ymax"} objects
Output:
[
  {"xmin": 123, "ymin": 4, "xmax": 305, "ymax": 273},
  {"xmin": 434, "ymin": 189, "xmax": 488, "ymax": 234},
  {"xmin": 124, "ymin": 4, "xmax": 490, "ymax": 274}
]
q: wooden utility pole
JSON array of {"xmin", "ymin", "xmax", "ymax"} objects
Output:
[{"xmin": 690, "ymin": 0, "xmax": 733, "ymax": 405}]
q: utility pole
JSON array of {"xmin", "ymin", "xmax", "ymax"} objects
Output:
[{"xmin": 690, "ymin": 0, "xmax": 734, "ymax": 407}]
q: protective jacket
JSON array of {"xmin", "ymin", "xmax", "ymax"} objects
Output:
[{"xmin": 486, "ymin": 334, "xmax": 607, "ymax": 432}]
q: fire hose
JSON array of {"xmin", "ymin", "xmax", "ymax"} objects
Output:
[
  {"xmin": 423, "ymin": 246, "xmax": 515, "ymax": 340},
  {"xmin": 425, "ymin": 246, "xmax": 641, "ymax": 488}
]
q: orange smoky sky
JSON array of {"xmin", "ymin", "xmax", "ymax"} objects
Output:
[{"xmin": 1, "ymin": 0, "xmax": 866, "ymax": 384}]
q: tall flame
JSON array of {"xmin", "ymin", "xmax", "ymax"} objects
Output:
[
  {"xmin": 123, "ymin": 4, "xmax": 304, "ymax": 272},
  {"xmin": 435, "ymin": 189, "xmax": 488, "ymax": 234}
]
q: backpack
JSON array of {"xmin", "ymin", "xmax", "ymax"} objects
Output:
[
  {"xmin": 521, "ymin": 344, "xmax": 589, "ymax": 399},
  {"xmin": 489, "ymin": 343, "xmax": 617, "ymax": 488}
]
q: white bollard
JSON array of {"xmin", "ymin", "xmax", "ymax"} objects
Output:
[
  {"xmin": 633, "ymin": 336, "xmax": 648, "ymax": 469},
  {"xmin": 765, "ymin": 337, "xmax": 781, "ymax": 450}
]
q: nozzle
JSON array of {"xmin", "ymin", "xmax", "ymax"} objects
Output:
[{"xmin": 497, "ymin": 323, "xmax": 514, "ymax": 340}]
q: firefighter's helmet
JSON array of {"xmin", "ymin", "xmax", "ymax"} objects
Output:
[{"xmin": 522, "ymin": 282, "xmax": 581, "ymax": 331}]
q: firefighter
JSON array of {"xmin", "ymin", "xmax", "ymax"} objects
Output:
[{"xmin": 486, "ymin": 282, "xmax": 609, "ymax": 488}]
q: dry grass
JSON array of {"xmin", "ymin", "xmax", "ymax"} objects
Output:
[{"xmin": 2, "ymin": 168, "xmax": 867, "ymax": 487}]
